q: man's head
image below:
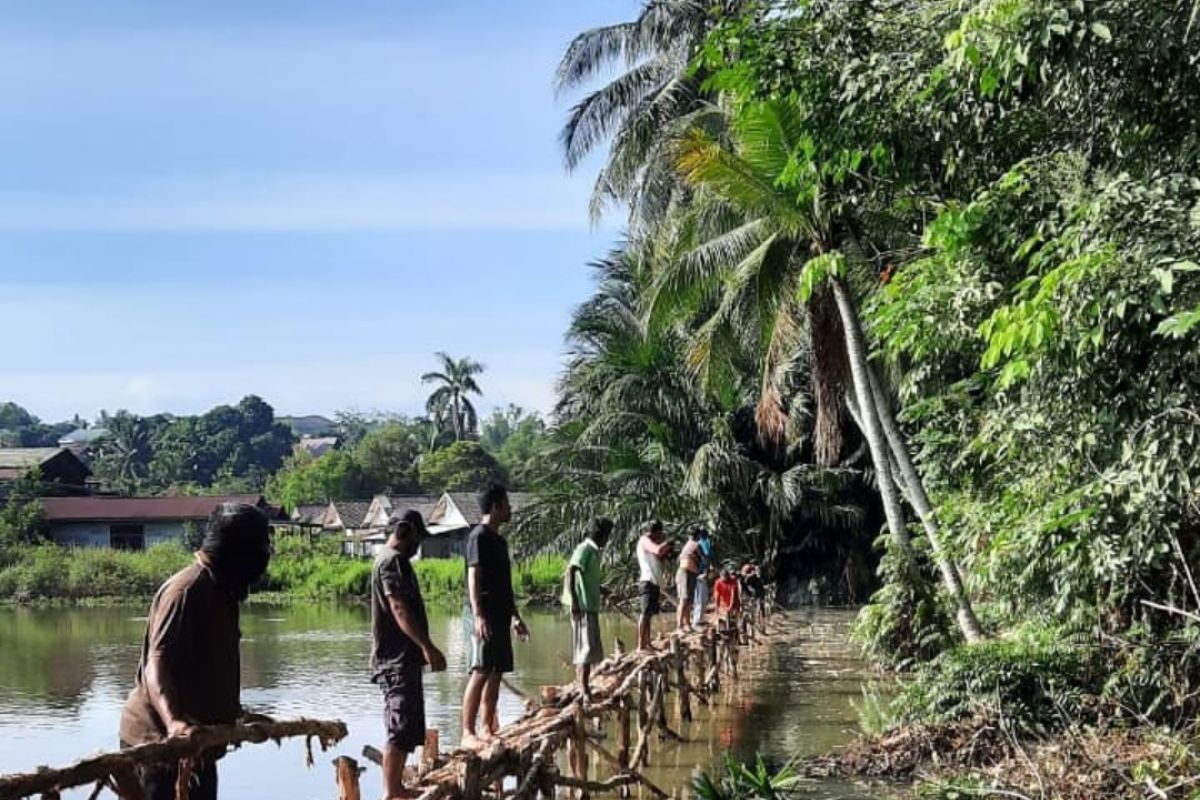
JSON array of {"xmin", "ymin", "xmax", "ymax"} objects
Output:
[
  {"xmin": 589, "ymin": 517, "xmax": 614, "ymax": 548},
  {"xmin": 647, "ymin": 520, "xmax": 664, "ymax": 542},
  {"xmin": 479, "ymin": 483, "xmax": 511, "ymax": 525},
  {"xmin": 387, "ymin": 509, "xmax": 427, "ymax": 559},
  {"xmin": 720, "ymin": 564, "xmax": 732, "ymax": 580},
  {"xmin": 199, "ymin": 503, "xmax": 271, "ymax": 600},
  {"xmin": 690, "ymin": 527, "xmax": 706, "ymax": 541},
  {"xmin": 699, "ymin": 528, "xmax": 711, "ymax": 541}
]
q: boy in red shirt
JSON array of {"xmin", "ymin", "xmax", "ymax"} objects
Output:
[{"xmin": 713, "ymin": 565, "xmax": 741, "ymax": 622}]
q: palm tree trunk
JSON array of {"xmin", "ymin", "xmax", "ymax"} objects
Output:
[
  {"xmin": 867, "ymin": 365, "xmax": 985, "ymax": 642},
  {"xmin": 831, "ymin": 275, "xmax": 984, "ymax": 643},
  {"xmin": 829, "ymin": 277, "xmax": 911, "ymax": 552},
  {"xmin": 451, "ymin": 393, "xmax": 462, "ymax": 441}
]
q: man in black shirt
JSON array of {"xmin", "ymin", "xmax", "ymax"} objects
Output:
[
  {"xmin": 372, "ymin": 510, "xmax": 446, "ymax": 800},
  {"xmin": 461, "ymin": 484, "xmax": 528, "ymax": 748}
]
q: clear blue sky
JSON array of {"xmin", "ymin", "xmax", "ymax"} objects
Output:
[{"xmin": 0, "ymin": 0, "xmax": 635, "ymax": 423}]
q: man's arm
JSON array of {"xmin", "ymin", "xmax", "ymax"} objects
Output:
[
  {"xmin": 387, "ymin": 594, "xmax": 446, "ymax": 671},
  {"xmin": 644, "ymin": 538, "xmax": 672, "ymax": 557},
  {"xmin": 143, "ymin": 596, "xmax": 195, "ymax": 737},
  {"xmin": 568, "ymin": 565, "xmax": 583, "ymax": 617},
  {"xmin": 144, "ymin": 656, "xmax": 193, "ymax": 737},
  {"xmin": 468, "ymin": 565, "xmax": 491, "ymax": 640}
]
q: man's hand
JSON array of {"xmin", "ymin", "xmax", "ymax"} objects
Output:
[
  {"xmin": 513, "ymin": 617, "xmax": 530, "ymax": 642},
  {"xmin": 474, "ymin": 614, "xmax": 492, "ymax": 641},
  {"xmin": 423, "ymin": 643, "xmax": 448, "ymax": 673},
  {"xmin": 166, "ymin": 719, "xmax": 196, "ymax": 739}
]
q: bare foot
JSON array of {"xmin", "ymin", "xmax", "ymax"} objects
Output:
[{"xmin": 460, "ymin": 732, "xmax": 484, "ymax": 751}]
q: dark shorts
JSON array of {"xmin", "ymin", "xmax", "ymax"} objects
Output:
[
  {"xmin": 639, "ymin": 581, "xmax": 661, "ymax": 617},
  {"xmin": 465, "ymin": 610, "xmax": 515, "ymax": 674},
  {"xmin": 120, "ymin": 740, "xmax": 217, "ymax": 800},
  {"xmin": 380, "ymin": 670, "xmax": 426, "ymax": 751}
]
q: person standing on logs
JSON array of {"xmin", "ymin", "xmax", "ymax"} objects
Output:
[
  {"xmin": 692, "ymin": 528, "xmax": 716, "ymax": 628},
  {"xmin": 713, "ymin": 564, "xmax": 742, "ymax": 624},
  {"xmin": 371, "ymin": 509, "xmax": 447, "ymax": 800},
  {"xmin": 636, "ymin": 520, "xmax": 673, "ymax": 651},
  {"xmin": 118, "ymin": 502, "xmax": 272, "ymax": 800},
  {"xmin": 562, "ymin": 517, "xmax": 612, "ymax": 701},
  {"xmin": 675, "ymin": 529, "xmax": 702, "ymax": 633},
  {"xmin": 461, "ymin": 484, "xmax": 529, "ymax": 748}
]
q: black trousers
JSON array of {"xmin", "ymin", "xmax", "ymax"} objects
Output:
[{"xmin": 119, "ymin": 741, "xmax": 218, "ymax": 800}]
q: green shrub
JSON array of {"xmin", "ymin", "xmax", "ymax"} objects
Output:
[{"xmin": 896, "ymin": 624, "xmax": 1093, "ymax": 733}]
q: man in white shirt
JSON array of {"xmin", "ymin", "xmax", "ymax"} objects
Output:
[{"xmin": 635, "ymin": 520, "xmax": 673, "ymax": 651}]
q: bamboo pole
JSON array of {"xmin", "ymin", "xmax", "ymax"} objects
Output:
[
  {"xmin": 672, "ymin": 639, "xmax": 691, "ymax": 722},
  {"xmin": 333, "ymin": 756, "xmax": 362, "ymax": 800}
]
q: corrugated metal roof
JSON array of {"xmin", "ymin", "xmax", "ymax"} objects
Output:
[
  {"xmin": 41, "ymin": 494, "xmax": 267, "ymax": 522},
  {"xmin": 0, "ymin": 448, "xmax": 65, "ymax": 468}
]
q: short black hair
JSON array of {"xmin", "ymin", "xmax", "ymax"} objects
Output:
[
  {"xmin": 690, "ymin": 527, "xmax": 706, "ymax": 540},
  {"xmin": 648, "ymin": 520, "xmax": 664, "ymax": 534},
  {"xmin": 479, "ymin": 483, "xmax": 510, "ymax": 514},
  {"xmin": 589, "ymin": 517, "xmax": 615, "ymax": 542}
]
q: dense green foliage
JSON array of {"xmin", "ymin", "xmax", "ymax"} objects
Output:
[
  {"xmin": 555, "ymin": 0, "xmax": 1200, "ymax": 776},
  {"xmin": 0, "ymin": 402, "xmax": 76, "ymax": 447},
  {"xmin": 417, "ymin": 441, "xmax": 507, "ymax": 493}
]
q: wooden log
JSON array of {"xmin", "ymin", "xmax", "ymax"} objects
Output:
[
  {"xmin": 422, "ymin": 729, "xmax": 440, "ymax": 776},
  {"xmin": 333, "ymin": 756, "xmax": 362, "ymax": 800},
  {"xmin": 671, "ymin": 639, "xmax": 691, "ymax": 722},
  {"xmin": 460, "ymin": 755, "xmax": 482, "ymax": 800},
  {"xmin": 553, "ymin": 774, "xmax": 640, "ymax": 793},
  {"xmin": 0, "ymin": 717, "xmax": 348, "ymax": 800},
  {"xmin": 705, "ymin": 630, "xmax": 720, "ymax": 692},
  {"xmin": 361, "ymin": 745, "xmax": 383, "ymax": 767},
  {"xmin": 512, "ymin": 738, "xmax": 554, "ymax": 800},
  {"xmin": 616, "ymin": 696, "xmax": 631, "ymax": 769},
  {"xmin": 580, "ymin": 738, "xmax": 668, "ymax": 799}
]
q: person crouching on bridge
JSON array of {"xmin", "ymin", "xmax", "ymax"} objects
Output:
[
  {"xmin": 462, "ymin": 484, "xmax": 530, "ymax": 748},
  {"xmin": 714, "ymin": 564, "xmax": 742, "ymax": 625},
  {"xmin": 371, "ymin": 510, "xmax": 446, "ymax": 800},
  {"xmin": 118, "ymin": 502, "xmax": 272, "ymax": 800},
  {"xmin": 563, "ymin": 518, "xmax": 612, "ymax": 701}
]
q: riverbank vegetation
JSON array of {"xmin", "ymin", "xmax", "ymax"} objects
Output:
[
  {"xmin": 547, "ymin": 0, "xmax": 1200, "ymax": 795},
  {"xmin": 0, "ymin": 536, "xmax": 565, "ymax": 607}
]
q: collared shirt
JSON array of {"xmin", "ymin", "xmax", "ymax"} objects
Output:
[{"xmin": 562, "ymin": 537, "xmax": 602, "ymax": 613}]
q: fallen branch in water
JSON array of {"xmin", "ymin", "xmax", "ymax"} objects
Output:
[{"xmin": 0, "ymin": 717, "xmax": 348, "ymax": 800}]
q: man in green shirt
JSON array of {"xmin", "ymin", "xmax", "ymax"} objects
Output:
[{"xmin": 562, "ymin": 517, "xmax": 613, "ymax": 700}]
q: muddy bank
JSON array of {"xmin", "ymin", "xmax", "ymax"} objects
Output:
[{"xmin": 807, "ymin": 718, "xmax": 1198, "ymax": 799}]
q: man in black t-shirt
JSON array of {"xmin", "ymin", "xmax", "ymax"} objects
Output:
[
  {"xmin": 461, "ymin": 484, "xmax": 529, "ymax": 748},
  {"xmin": 371, "ymin": 510, "xmax": 446, "ymax": 800}
]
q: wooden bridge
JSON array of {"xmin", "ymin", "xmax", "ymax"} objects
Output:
[{"xmin": 0, "ymin": 606, "xmax": 776, "ymax": 800}]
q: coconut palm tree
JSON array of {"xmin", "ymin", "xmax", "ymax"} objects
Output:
[
  {"xmin": 664, "ymin": 100, "xmax": 984, "ymax": 641},
  {"xmin": 421, "ymin": 353, "xmax": 485, "ymax": 442},
  {"xmin": 556, "ymin": 0, "xmax": 746, "ymax": 227}
]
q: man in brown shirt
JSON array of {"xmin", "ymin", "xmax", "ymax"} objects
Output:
[{"xmin": 119, "ymin": 502, "xmax": 272, "ymax": 800}]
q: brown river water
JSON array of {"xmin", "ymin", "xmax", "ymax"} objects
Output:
[{"xmin": 0, "ymin": 605, "xmax": 886, "ymax": 799}]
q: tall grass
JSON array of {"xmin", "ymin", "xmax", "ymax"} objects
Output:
[
  {"xmin": 0, "ymin": 542, "xmax": 193, "ymax": 601},
  {"xmin": 0, "ymin": 535, "xmax": 567, "ymax": 606}
]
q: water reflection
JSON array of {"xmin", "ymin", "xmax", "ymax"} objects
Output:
[{"xmin": 0, "ymin": 605, "xmax": 882, "ymax": 799}]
